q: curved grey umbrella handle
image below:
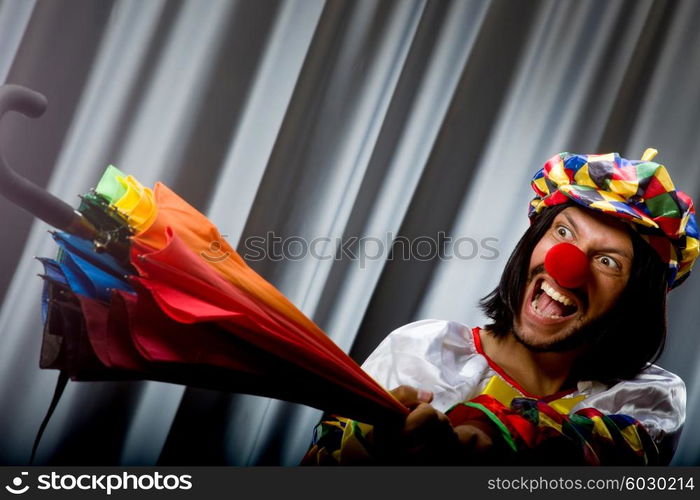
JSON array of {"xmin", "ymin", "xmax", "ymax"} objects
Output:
[{"xmin": 0, "ymin": 84, "xmax": 97, "ymax": 239}]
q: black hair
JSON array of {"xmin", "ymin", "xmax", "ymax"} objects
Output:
[{"xmin": 479, "ymin": 202, "xmax": 668, "ymax": 382}]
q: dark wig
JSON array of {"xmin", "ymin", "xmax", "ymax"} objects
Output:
[{"xmin": 479, "ymin": 202, "xmax": 668, "ymax": 382}]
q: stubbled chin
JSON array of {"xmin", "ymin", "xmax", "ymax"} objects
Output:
[
  {"xmin": 514, "ymin": 322, "xmax": 571, "ymax": 347},
  {"xmin": 513, "ymin": 309, "xmax": 589, "ymax": 353}
]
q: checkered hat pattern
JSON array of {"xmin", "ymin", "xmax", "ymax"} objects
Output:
[{"xmin": 529, "ymin": 151, "xmax": 699, "ymax": 289}]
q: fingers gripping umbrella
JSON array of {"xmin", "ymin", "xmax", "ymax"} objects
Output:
[{"xmin": 0, "ymin": 84, "xmax": 408, "ymax": 461}]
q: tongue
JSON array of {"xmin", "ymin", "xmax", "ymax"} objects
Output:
[{"xmin": 536, "ymin": 292, "xmax": 567, "ymax": 317}]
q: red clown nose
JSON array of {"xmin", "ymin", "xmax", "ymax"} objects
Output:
[{"xmin": 544, "ymin": 243, "xmax": 589, "ymax": 289}]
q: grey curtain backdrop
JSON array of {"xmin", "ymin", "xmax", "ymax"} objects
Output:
[{"xmin": 0, "ymin": 0, "xmax": 698, "ymax": 466}]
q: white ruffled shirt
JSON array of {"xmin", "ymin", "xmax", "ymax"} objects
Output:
[{"xmin": 361, "ymin": 319, "xmax": 685, "ymax": 451}]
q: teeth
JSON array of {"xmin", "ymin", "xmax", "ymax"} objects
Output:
[
  {"xmin": 540, "ymin": 281, "xmax": 573, "ymax": 306},
  {"xmin": 531, "ymin": 281, "xmax": 576, "ymax": 319}
]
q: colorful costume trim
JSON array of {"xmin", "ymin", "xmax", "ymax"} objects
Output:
[
  {"xmin": 305, "ymin": 391, "xmax": 659, "ymax": 465},
  {"xmin": 446, "ymin": 395, "xmax": 659, "ymax": 465},
  {"xmin": 303, "ymin": 415, "xmax": 376, "ymax": 465}
]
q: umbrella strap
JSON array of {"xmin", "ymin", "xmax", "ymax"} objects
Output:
[{"xmin": 30, "ymin": 370, "xmax": 69, "ymax": 465}]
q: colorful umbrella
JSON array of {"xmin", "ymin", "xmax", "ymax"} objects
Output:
[{"xmin": 0, "ymin": 84, "xmax": 408, "ymax": 457}]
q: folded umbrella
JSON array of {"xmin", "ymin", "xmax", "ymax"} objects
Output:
[
  {"xmin": 81, "ymin": 161, "xmax": 407, "ymax": 420},
  {"xmin": 39, "ymin": 244, "xmax": 402, "ymax": 422},
  {"xmin": 0, "ymin": 84, "xmax": 409, "ymax": 460},
  {"xmin": 85, "ymin": 140, "xmax": 407, "ymax": 420}
]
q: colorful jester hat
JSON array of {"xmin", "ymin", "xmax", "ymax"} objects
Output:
[{"xmin": 529, "ymin": 148, "xmax": 699, "ymax": 289}]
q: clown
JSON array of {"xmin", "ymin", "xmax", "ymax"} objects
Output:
[{"xmin": 304, "ymin": 149, "xmax": 699, "ymax": 465}]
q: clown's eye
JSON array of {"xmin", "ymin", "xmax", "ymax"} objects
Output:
[
  {"xmin": 596, "ymin": 255, "xmax": 620, "ymax": 271},
  {"xmin": 555, "ymin": 225, "xmax": 573, "ymax": 239}
]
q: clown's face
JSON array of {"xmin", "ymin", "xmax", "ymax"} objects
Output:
[{"xmin": 514, "ymin": 206, "xmax": 633, "ymax": 351}]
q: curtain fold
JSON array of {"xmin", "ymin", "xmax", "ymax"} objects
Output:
[
  {"xmin": 0, "ymin": 0, "xmax": 35, "ymax": 82},
  {"xmin": 0, "ymin": 0, "xmax": 699, "ymax": 466}
]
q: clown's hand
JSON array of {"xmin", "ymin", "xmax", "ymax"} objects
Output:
[
  {"xmin": 452, "ymin": 420, "xmax": 501, "ymax": 463},
  {"xmin": 374, "ymin": 385, "xmax": 463, "ymax": 464}
]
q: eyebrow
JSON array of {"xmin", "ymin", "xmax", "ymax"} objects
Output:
[
  {"xmin": 562, "ymin": 212, "xmax": 579, "ymax": 234},
  {"xmin": 559, "ymin": 212, "xmax": 632, "ymax": 261},
  {"xmin": 597, "ymin": 246, "xmax": 632, "ymax": 260}
]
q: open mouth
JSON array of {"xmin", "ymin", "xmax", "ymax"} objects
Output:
[{"xmin": 530, "ymin": 278, "xmax": 579, "ymax": 319}]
